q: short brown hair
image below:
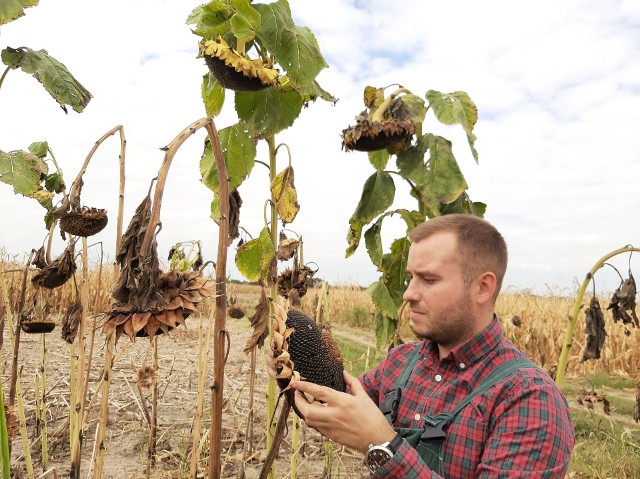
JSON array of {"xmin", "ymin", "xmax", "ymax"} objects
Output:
[{"xmin": 408, "ymin": 214, "xmax": 508, "ymax": 298}]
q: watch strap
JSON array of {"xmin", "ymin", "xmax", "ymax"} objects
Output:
[{"xmin": 387, "ymin": 433, "xmax": 403, "ymax": 455}]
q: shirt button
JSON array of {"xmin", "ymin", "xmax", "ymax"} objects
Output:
[
  {"xmin": 435, "ymin": 374, "xmax": 442, "ymax": 382},
  {"xmin": 459, "ymin": 362, "xmax": 466, "ymax": 369},
  {"xmin": 414, "ymin": 413, "xmax": 421, "ymax": 421}
]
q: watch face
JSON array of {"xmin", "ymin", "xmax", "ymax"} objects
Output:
[{"xmin": 366, "ymin": 446, "xmax": 392, "ymax": 472}]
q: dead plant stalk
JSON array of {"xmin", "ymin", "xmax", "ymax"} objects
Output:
[{"xmin": 91, "ymin": 125, "xmax": 126, "ymax": 479}]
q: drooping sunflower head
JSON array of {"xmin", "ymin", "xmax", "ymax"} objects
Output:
[
  {"xmin": 59, "ymin": 206, "xmax": 108, "ymax": 238},
  {"xmin": 341, "ymin": 117, "xmax": 417, "ymax": 152},
  {"xmin": 31, "ymin": 241, "xmax": 77, "ymax": 289},
  {"xmin": 200, "ymin": 37, "xmax": 279, "ymax": 91},
  {"xmin": 104, "ymin": 270, "xmax": 214, "ymax": 343}
]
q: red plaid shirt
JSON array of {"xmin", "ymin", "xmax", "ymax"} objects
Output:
[{"xmin": 360, "ymin": 317, "xmax": 575, "ymax": 478}]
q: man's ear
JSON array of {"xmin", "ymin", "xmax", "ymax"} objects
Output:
[{"xmin": 475, "ymin": 272, "xmax": 497, "ymax": 305}]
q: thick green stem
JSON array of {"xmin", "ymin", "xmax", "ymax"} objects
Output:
[
  {"xmin": 265, "ymin": 135, "xmax": 278, "ymax": 479},
  {"xmin": 555, "ymin": 245, "xmax": 640, "ymax": 387}
]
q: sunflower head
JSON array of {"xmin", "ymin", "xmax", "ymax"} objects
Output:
[
  {"xmin": 201, "ymin": 37, "xmax": 279, "ymax": 91},
  {"xmin": 341, "ymin": 118, "xmax": 417, "ymax": 152}
]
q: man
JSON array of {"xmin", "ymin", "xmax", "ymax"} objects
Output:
[{"xmin": 274, "ymin": 214, "xmax": 575, "ymax": 478}]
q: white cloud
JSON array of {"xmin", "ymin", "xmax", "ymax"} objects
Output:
[{"xmin": 1, "ymin": 0, "xmax": 640, "ymax": 295}]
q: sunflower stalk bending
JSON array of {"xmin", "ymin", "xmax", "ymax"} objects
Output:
[{"xmin": 370, "ymin": 87, "xmax": 412, "ymax": 122}]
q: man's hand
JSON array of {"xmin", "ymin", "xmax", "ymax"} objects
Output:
[{"xmin": 290, "ymin": 370, "xmax": 396, "ymax": 453}]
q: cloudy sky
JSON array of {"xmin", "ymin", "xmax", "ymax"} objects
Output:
[{"xmin": 2, "ymin": 0, "xmax": 640, "ymax": 294}]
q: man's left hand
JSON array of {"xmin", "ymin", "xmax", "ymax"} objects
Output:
[{"xmin": 290, "ymin": 370, "xmax": 396, "ymax": 453}]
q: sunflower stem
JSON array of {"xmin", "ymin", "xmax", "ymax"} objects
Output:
[
  {"xmin": 204, "ymin": 117, "xmax": 230, "ymax": 479},
  {"xmin": 370, "ymin": 87, "xmax": 412, "ymax": 122},
  {"xmin": 39, "ymin": 334, "xmax": 49, "ymax": 472},
  {"xmin": 146, "ymin": 337, "xmax": 159, "ymax": 476},
  {"xmin": 265, "ymin": 135, "xmax": 279, "ymax": 479},
  {"xmin": 93, "ymin": 126, "xmax": 126, "ymax": 479},
  {"xmin": 69, "ymin": 238, "xmax": 89, "ymax": 479},
  {"xmin": 8, "ymin": 251, "xmax": 33, "ymax": 434},
  {"xmin": 555, "ymin": 245, "xmax": 640, "ymax": 387}
]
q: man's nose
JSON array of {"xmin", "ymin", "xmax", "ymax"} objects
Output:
[{"xmin": 403, "ymin": 278, "xmax": 418, "ymax": 302}]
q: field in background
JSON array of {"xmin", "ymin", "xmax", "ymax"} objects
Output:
[{"xmin": 1, "ymin": 256, "xmax": 639, "ymax": 477}]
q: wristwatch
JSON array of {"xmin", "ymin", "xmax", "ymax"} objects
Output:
[{"xmin": 365, "ymin": 433, "xmax": 403, "ymax": 474}]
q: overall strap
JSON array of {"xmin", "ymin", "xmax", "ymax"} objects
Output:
[
  {"xmin": 380, "ymin": 343, "xmax": 422, "ymax": 424},
  {"xmin": 421, "ymin": 356, "xmax": 538, "ymax": 440}
]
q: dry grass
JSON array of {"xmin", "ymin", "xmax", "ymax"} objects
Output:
[
  {"xmin": 3, "ymin": 250, "xmax": 637, "ymax": 379},
  {"xmin": 2, "ymin": 254, "xmax": 639, "ymax": 478}
]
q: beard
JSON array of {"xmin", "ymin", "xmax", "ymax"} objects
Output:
[{"xmin": 410, "ymin": 289, "xmax": 476, "ymax": 349}]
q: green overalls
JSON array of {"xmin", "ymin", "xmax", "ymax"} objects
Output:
[{"xmin": 379, "ymin": 346, "xmax": 537, "ymax": 476}]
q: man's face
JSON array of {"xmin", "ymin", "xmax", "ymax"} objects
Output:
[{"xmin": 403, "ymin": 231, "xmax": 475, "ymax": 350}]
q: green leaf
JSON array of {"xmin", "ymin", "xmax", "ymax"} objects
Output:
[
  {"xmin": 290, "ymin": 78, "xmax": 337, "ymax": 104},
  {"xmin": 229, "ymin": 0, "xmax": 261, "ymax": 43},
  {"xmin": 254, "ymin": 0, "xmax": 328, "ymax": 89},
  {"xmin": 186, "ymin": 1, "xmax": 233, "ymax": 39},
  {"xmin": 28, "ymin": 141, "xmax": 48, "ymax": 158},
  {"xmin": 235, "ymin": 86, "xmax": 303, "ymax": 138},
  {"xmin": 426, "ymin": 90, "xmax": 478, "ymax": 162},
  {"xmin": 469, "ymin": 201, "xmax": 487, "ymax": 217},
  {"xmin": 396, "ymin": 137, "xmax": 429, "ymax": 186},
  {"xmin": 209, "ymin": 193, "xmax": 221, "ymax": 222},
  {"xmin": 364, "ymin": 209, "xmax": 424, "ymax": 268},
  {"xmin": 380, "ymin": 238, "xmax": 410, "ymax": 298},
  {"xmin": 397, "ymin": 209, "xmax": 425, "ymax": 232},
  {"xmin": 420, "ymin": 134, "xmax": 468, "ymax": 216},
  {"xmin": 440, "ymin": 193, "xmax": 487, "ymax": 217},
  {"xmin": 345, "ymin": 218, "xmax": 363, "ymax": 258},
  {"xmin": 235, "ymin": 226, "xmax": 275, "ymax": 282},
  {"xmin": 0, "ymin": 149, "xmax": 48, "ymax": 196},
  {"xmin": 373, "ymin": 310, "xmax": 396, "ymax": 349},
  {"xmin": 395, "ymin": 94, "xmax": 427, "ymax": 123},
  {"xmin": 44, "ymin": 173, "xmax": 65, "ymax": 193},
  {"xmin": 200, "ymin": 122, "xmax": 256, "ymax": 192},
  {"xmin": 368, "ymin": 279, "xmax": 398, "ymax": 320},
  {"xmin": 368, "ymin": 149, "xmax": 389, "ymax": 171},
  {"xmin": 202, "ymin": 73, "xmax": 225, "ymax": 117},
  {"xmin": 0, "ymin": 0, "xmax": 38, "ymax": 26},
  {"xmin": 1, "ymin": 47, "xmax": 92, "ymax": 113},
  {"xmin": 345, "ymin": 171, "xmax": 395, "ymax": 256},
  {"xmin": 271, "ymin": 165, "xmax": 299, "ymax": 224},
  {"xmin": 351, "ymin": 171, "xmax": 396, "ymax": 225},
  {"xmin": 364, "ymin": 220, "xmax": 383, "ymax": 267}
]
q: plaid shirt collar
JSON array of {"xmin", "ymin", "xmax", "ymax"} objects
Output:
[{"xmin": 422, "ymin": 315, "xmax": 503, "ymax": 368}]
